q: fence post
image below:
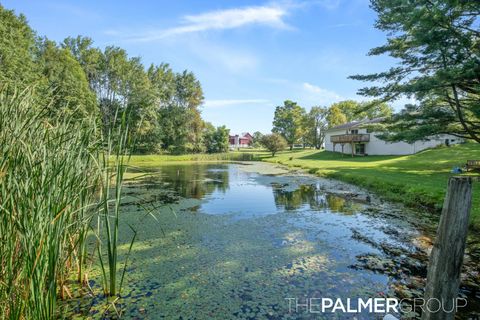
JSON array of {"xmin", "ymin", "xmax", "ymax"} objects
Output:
[{"xmin": 421, "ymin": 176, "xmax": 472, "ymax": 320}]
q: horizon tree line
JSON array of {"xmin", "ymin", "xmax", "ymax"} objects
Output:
[{"xmin": 0, "ymin": 5, "xmax": 230, "ymax": 155}]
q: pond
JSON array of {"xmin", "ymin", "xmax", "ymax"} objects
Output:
[{"xmin": 67, "ymin": 162, "xmax": 480, "ymax": 319}]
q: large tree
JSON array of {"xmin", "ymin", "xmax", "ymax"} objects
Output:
[
  {"xmin": 350, "ymin": 0, "xmax": 480, "ymax": 142},
  {"xmin": 330, "ymin": 100, "xmax": 392, "ymax": 122},
  {"xmin": 304, "ymin": 106, "xmax": 329, "ymax": 149},
  {"xmin": 38, "ymin": 39, "xmax": 97, "ymax": 118},
  {"xmin": 203, "ymin": 123, "xmax": 230, "ymax": 153},
  {"xmin": 148, "ymin": 65, "xmax": 204, "ymax": 154},
  {"xmin": 0, "ymin": 5, "xmax": 38, "ymax": 88},
  {"xmin": 326, "ymin": 105, "xmax": 347, "ymax": 127},
  {"xmin": 272, "ymin": 100, "xmax": 306, "ymax": 149}
]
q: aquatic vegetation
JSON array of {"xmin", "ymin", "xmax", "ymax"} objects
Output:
[
  {"xmin": 0, "ymin": 88, "xmax": 99, "ymax": 318},
  {"xmin": 96, "ymin": 112, "xmax": 136, "ymax": 298},
  {"xmin": 64, "ymin": 163, "xmax": 480, "ymax": 319},
  {"xmin": 0, "ymin": 88, "xmax": 132, "ymax": 319}
]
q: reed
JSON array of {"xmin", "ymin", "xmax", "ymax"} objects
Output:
[
  {"xmin": 0, "ymin": 87, "xmax": 132, "ymax": 319},
  {"xmin": 96, "ymin": 111, "xmax": 136, "ymax": 298}
]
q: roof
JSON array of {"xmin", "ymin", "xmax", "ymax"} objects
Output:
[
  {"xmin": 326, "ymin": 117, "xmax": 386, "ymax": 132},
  {"xmin": 230, "ymin": 133, "xmax": 253, "ymax": 139}
]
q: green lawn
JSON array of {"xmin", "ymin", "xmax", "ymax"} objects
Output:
[{"xmin": 255, "ymin": 143, "xmax": 480, "ymax": 229}]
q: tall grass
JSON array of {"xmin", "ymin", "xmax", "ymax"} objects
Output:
[
  {"xmin": 0, "ymin": 87, "xmax": 132, "ymax": 319},
  {"xmin": 96, "ymin": 112, "xmax": 136, "ymax": 299}
]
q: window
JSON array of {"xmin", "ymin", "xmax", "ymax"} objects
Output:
[
  {"xmin": 355, "ymin": 144, "xmax": 365, "ymax": 155},
  {"xmin": 350, "ymin": 129, "xmax": 359, "ymax": 134}
]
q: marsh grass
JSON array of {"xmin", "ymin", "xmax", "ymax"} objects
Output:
[
  {"xmin": 0, "ymin": 87, "xmax": 133, "ymax": 319},
  {"xmin": 96, "ymin": 111, "xmax": 136, "ymax": 300}
]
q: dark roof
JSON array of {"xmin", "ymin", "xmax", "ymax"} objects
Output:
[{"xmin": 327, "ymin": 117, "xmax": 386, "ymax": 131}]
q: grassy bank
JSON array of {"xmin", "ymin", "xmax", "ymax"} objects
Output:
[
  {"xmin": 128, "ymin": 152, "xmax": 260, "ymax": 167},
  {"xmin": 256, "ymin": 144, "xmax": 480, "ymax": 229}
]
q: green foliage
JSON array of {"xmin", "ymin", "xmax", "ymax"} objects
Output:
[
  {"xmin": 260, "ymin": 133, "xmax": 288, "ymax": 156},
  {"xmin": 0, "ymin": 87, "xmax": 126, "ymax": 319},
  {"xmin": 326, "ymin": 105, "xmax": 347, "ymax": 127},
  {"xmin": 0, "ymin": 5, "xmax": 38, "ymax": 88},
  {"xmin": 146, "ymin": 64, "xmax": 206, "ymax": 154},
  {"xmin": 203, "ymin": 123, "xmax": 230, "ymax": 153},
  {"xmin": 38, "ymin": 39, "xmax": 97, "ymax": 117},
  {"xmin": 251, "ymin": 131, "xmax": 264, "ymax": 148},
  {"xmin": 272, "ymin": 100, "xmax": 306, "ymax": 149},
  {"xmin": 1, "ymin": 6, "xmax": 218, "ymax": 155},
  {"xmin": 350, "ymin": 0, "xmax": 480, "ymax": 142},
  {"xmin": 303, "ymin": 106, "xmax": 328, "ymax": 149},
  {"xmin": 329, "ymin": 100, "xmax": 392, "ymax": 122}
]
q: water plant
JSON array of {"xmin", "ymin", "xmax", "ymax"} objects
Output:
[
  {"xmin": 96, "ymin": 111, "xmax": 136, "ymax": 298},
  {"xmin": 0, "ymin": 86, "xmax": 133, "ymax": 319}
]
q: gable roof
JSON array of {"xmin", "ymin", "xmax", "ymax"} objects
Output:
[{"xmin": 326, "ymin": 117, "xmax": 386, "ymax": 132}]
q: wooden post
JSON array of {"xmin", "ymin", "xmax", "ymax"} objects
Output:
[{"xmin": 421, "ymin": 176, "xmax": 472, "ymax": 320}]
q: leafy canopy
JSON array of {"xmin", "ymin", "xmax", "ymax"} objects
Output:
[{"xmin": 350, "ymin": 0, "xmax": 480, "ymax": 143}]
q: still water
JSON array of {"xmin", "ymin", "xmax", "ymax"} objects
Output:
[{"xmin": 69, "ymin": 162, "xmax": 479, "ymax": 319}]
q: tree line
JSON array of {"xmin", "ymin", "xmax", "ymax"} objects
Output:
[
  {"xmin": 0, "ymin": 5, "xmax": 230, "ymax": 154},
  {"xmin": 256, "ymin": 99, "xmax": 393, "ymax": 153},
  {"xmin": 263, "ymin": 0, "xmax": 480, "ymax": 152}
]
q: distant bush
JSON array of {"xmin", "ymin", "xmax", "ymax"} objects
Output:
[{"xmin": 260, "ymin": 133, "xmax": 288, "ymax": 156}]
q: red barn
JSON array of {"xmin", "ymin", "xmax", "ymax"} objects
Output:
[{"xmin": 229, "ymin": 132, "xmax": 253, "ymax": 148}]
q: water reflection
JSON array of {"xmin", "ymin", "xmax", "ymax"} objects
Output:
[
  {"xmin": 131, "ymin": 163, "xmax": 230, "ymax": 200},
  {"xmin": 138, "ymin": 164, "xmax": 365, "ymax": 217},
  {"xmin": 272, "ymin": 184, "xmax": 361, "ymax": 214}
]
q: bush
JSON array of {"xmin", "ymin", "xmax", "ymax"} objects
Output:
[{"xmin": 260, "ymin": 133, "xmax": 288, "ymax": 156}]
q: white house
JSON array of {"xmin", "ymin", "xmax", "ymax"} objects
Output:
[{"xmin": 324, "ymin": 118, "xmax": 463, "ymax": 156}]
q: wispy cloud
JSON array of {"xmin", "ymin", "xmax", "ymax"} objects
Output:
[
  {"xmin": 204, "ymin": 99, "xmax": 270, "ymax": 108},
  {"xmin": 302, "ymin": 82, "xmax": 343, "ymax": 104},
  {"xmin": 114, "ymin": 4, "xmax": 291, "ymax": 42}
]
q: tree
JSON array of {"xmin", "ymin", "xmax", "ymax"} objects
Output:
[
  {"xmin": 251, "ymin": 131, "xmax": 264, "ymax": 148},
  {"xmin": 261, "ymin": 133, "xmax": 288, "ymax": 156},
  {"xmin": 326, "ymin": 105, "xmax": 347, "ymax": 127},
  {"xmin": 38, "ymin": 39, "xmax": 97, "ymax": 118},
  {"xmin": 304, "ymin": 106, "xmax": 328, "ymax": 149},
  {"xmin": 203, "ymin": 123, "xmax": 230, "ymax": 153},
  {"xmin": 62, "ymin": 36, "xmax": 103, "ymax": 93},
  {"xmin": 329, "ymin": 100, "xmax": 392, "ymax": 122},
  {"xmin": 0, "ymin": 5, "xmax": 39, "ymax": 89},
  {"xmin": 350, "ymin": 0, "xmax": 480, "ymax": 142},
  {"xmin": 272, "ymin": 100, "xmax": 306, "ymax": 149}
]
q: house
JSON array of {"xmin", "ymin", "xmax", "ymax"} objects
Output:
[
  {"xmin": 324, "ymin": 118, "xmax": 462, "ymax": 156},
  {"xmin": 229, "ymin": 132, "xmax": 253, "ymax": 149}
]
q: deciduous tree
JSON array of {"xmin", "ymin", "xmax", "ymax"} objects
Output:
[
  {"xmin": 272, "ymin": 100, "xmax": 306, "ymax": 149},
  {"xmin": 261, "ymin": 133, "xmax": 288, "ymax": 156},
  {"xmin": 304, "ymin": 106, "xmax": 328, "ymax": 149}
]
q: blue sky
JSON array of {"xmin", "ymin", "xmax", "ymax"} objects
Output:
[{"xmin": 3, "ymin": 0, "xmax": 408, "ymax": 133}]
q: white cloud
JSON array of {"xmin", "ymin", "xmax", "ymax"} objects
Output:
[
  {"xmin": 204, "ymin": 99, "xmax": 270, "ymax": 108},
  {"xmin": 121, "ymin": 4, "xmax": 290, "ymax": 42},
  {"xmin": 302, "ymin": 82, "xmax": 343, "ymax": 104}
]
